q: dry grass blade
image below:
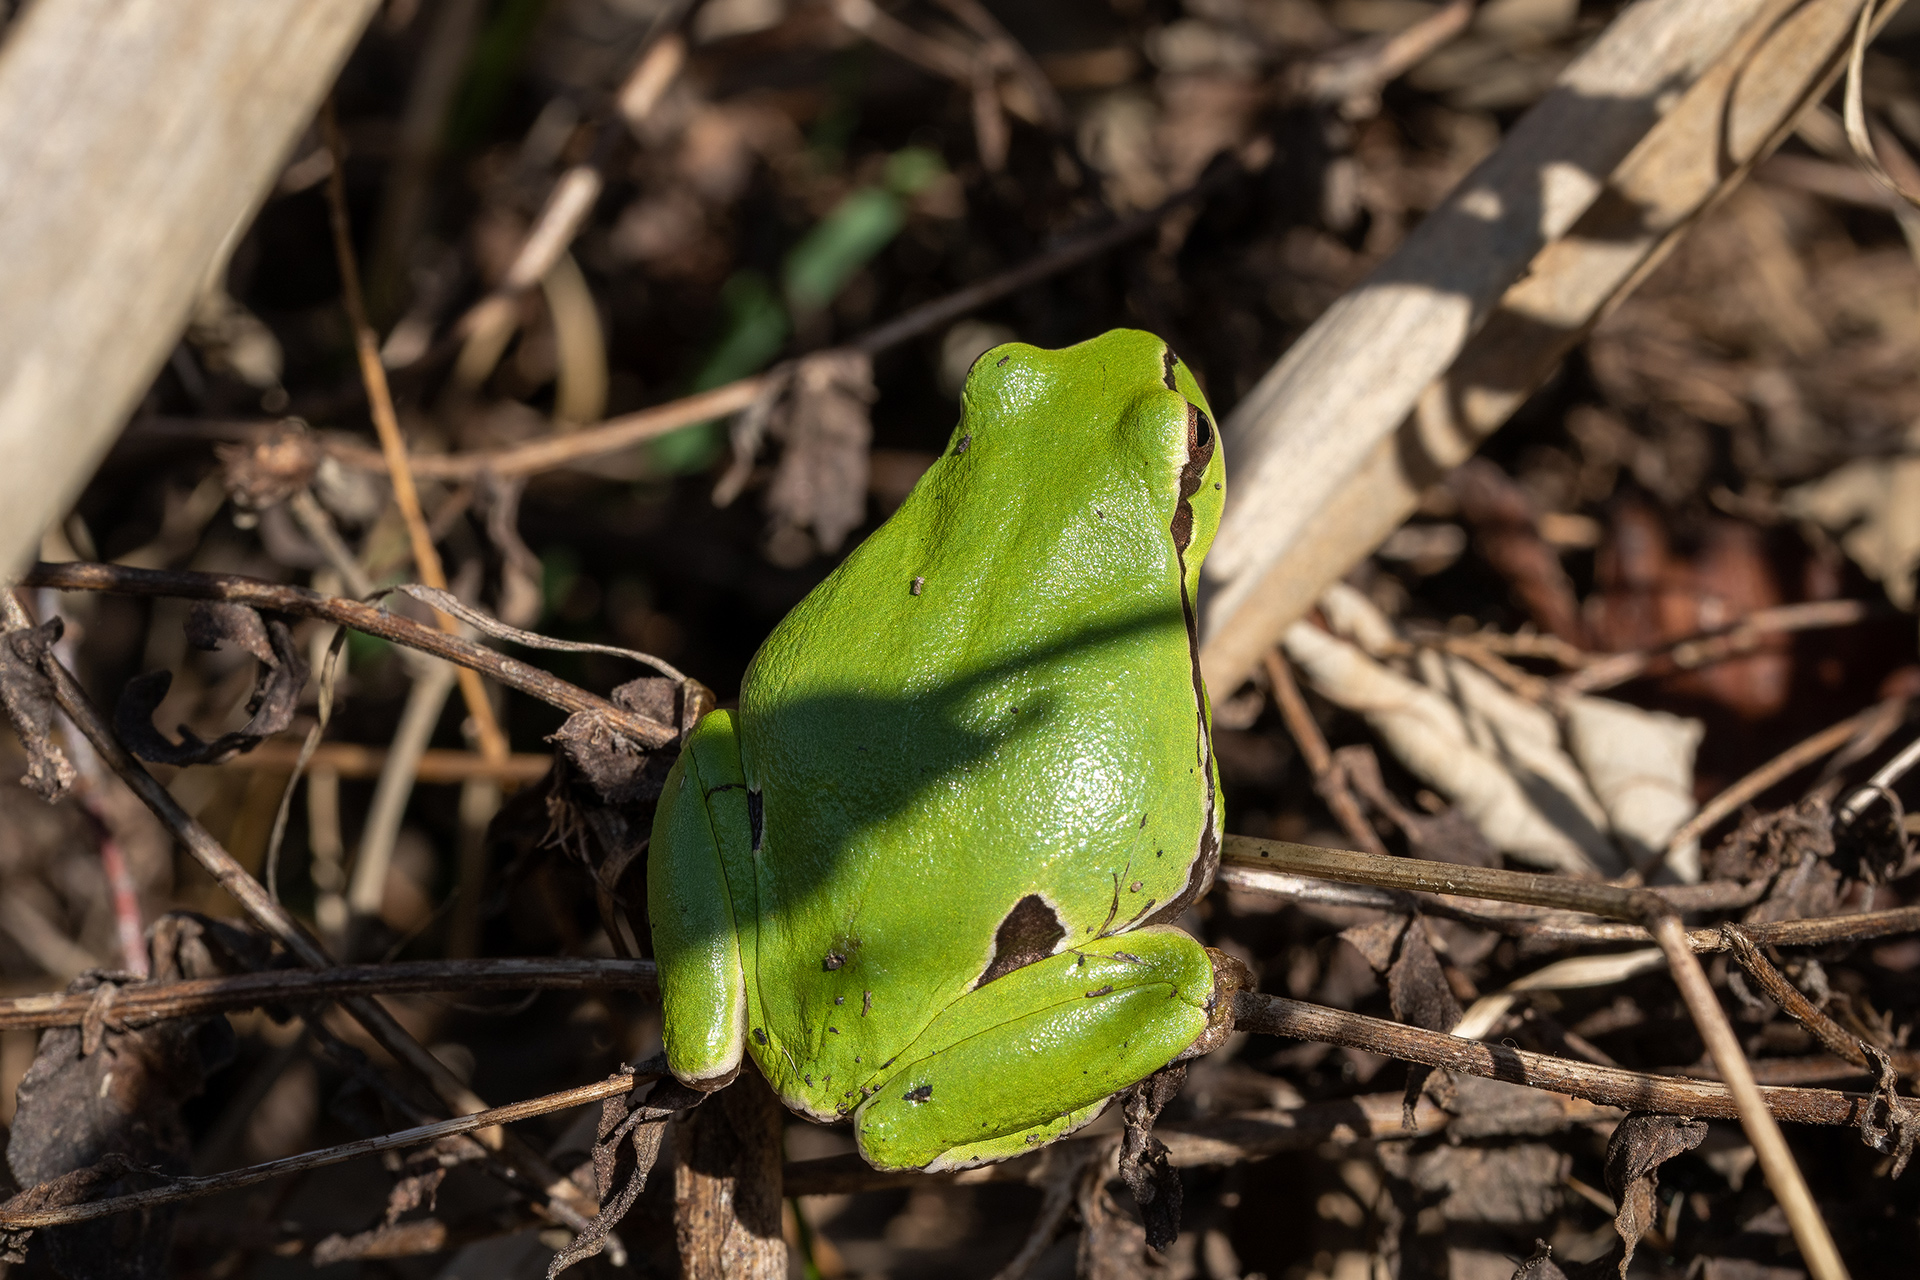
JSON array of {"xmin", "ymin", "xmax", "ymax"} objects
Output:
[{"xmin": 319, "ymin": 102, "xmax": 509, "ymax": 769}]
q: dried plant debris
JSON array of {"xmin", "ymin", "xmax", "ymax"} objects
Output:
[
  {"xmin": 113, "ymin": 605, "xmax": 306, "ymax": 766},
  {"xmin": 2, "ymin": 914, "xmax": 266, "ymax": 1277},
  {"xmin": 1599, "ymin": 1112, "xmax": 1709, "ymax": 1276},
  {"xmin": 0, "ymin": 618, "xmax": 75, "ymax": 802},
  {"xmin": 18, "ymin": 1, "xmax": 1920, "ymax": 1276}
]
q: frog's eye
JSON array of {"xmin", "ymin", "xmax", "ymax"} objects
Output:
[{"xmin": 1188, "ymin": 403, "xmax": 1214, "ymax": 451}]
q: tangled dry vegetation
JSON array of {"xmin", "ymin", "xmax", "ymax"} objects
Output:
[{"xmin": 9, "ymin": 0, "xmax": 1920, "ymax": 1277}]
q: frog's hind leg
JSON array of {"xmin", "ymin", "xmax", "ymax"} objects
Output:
[
  {"xmin": 852, "ymin": 927, "xmax": 1215, "ymax": 1172},
  {"xmin": 648, "ymin": 711, "xmax": 753, "ymax": 1090}
]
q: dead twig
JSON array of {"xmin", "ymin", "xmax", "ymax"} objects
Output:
[
  {"xmin": 320, "ymin": 102, "xmax": 510, "ymax": 769},
  {"xmin": 1722, "ymin": 925, "xmax": 1872, "ymax": 1068},
  {"xmin": 1664, "ymin": 699, "xmax": 1902, "ymax": 858},
  {"xmin": 321, "ymin": 149, "xmax": 1256, "ymax": 483},
  {"xmin": 1261, "ymin": 650, "xmax": 1388, "ymax": 856},
  {"xmin": 1563, "ymin": 599, "xmax": 1885, "ymax": 694},
  {"xmin": 0, "ymin": 590, "xmax": 603, "ymax": 1229},
  {"xmin": 1218, "ymin": 833, "xmax": 1846, "ymax": 1276},
  {"xmin": 220, "ymin": 737, "xmax": 553, "ymax": 783},
  {"xmin": 0, "ymin": 957, "xmax": 657, "ymax": 1032},
  {"xmin": 21, "ymin": 560, "xmax": 676, "ymax": 747},
  {"xmin": 0, "ymin": 1067, "xmax": 660, "ymax": 1230}
]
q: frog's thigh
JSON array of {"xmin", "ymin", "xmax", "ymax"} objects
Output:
[
  {"xmin": 647, "ymin": 711, "xmax": 752, "ymax": 1090},
  {"xmin": 854, "ymin": 927, "xmax": 1214, "ymax": 1172}
]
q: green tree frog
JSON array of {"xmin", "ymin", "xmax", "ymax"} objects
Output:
[{"xmin": 648, "ymin": 328, "xmax": 1232, "ymax": 1171}]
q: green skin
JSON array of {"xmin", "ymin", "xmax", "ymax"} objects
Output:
[{"xmin": 648, "ymin": 329, "xmax": 1226, "ymax": 1172}]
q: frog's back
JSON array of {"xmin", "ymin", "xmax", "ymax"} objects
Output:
[{"xmin": 732, "ymin": 330, "xmax": 1221, "ymax": 1118}]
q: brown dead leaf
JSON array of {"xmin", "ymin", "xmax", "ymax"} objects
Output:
[
  {"xmin": 1602, "ymin": 1112, "xmax": 1708, "ymax": 1276},
  {"xmin": 1117, "ymin": 1062, "xmax": 1187, "ymax": 1252},
  {"xmin": 3, "ymin": 913, "xmax": 265, "ymax": 1277},
  {"xmin": 764, "ymin": 350, "xmax": 876, "ymax": 561},
  {"xmin": 114, "ymin": 606, "xmax": 307, "ymax": 767}
]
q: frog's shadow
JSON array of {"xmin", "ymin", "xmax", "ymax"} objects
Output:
[{"xmin": 675, "ymin": 601, "xmax": 1197, "ymax": 936}]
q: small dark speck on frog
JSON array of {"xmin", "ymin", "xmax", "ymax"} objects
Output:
[
  {"xmin": 996, "ymin": 355, "xmax": 1009, "ymax": 366},
  {"xmin": 824, "ymin": 951, "xmax": 846, "ymax": 970},
  {"xmin": 1214, "ymin": 482, "xmax": 1222, "ymax": 489},
  {"xmin": 910, "ymin": 577, "xmax": 924, "ymax": 596},
  {"xmin": 828, "ymin": 1026, "xmax": 840, "ymax": 1034},
  {"xmin": 863, "ymin": 991, "xmax": 873, "ymax": 1015},
  {"xmin": 904, "ymin": 1084, "xmax": 933, "ymax": 1103},
  {"xmin": 1085, "ymin": 985, "xmax": 1113, "ymax": 998},
  {"xmin": 955, "ymin": 433, "xmax": 971, "ymax": 455},
  {"xmin": 1129, "ymin": 880, "xmax": 1143, "ymax": 892},
  {"xmin": 1140, "ymin": 814, "xmax": 1148, "ymax": 827},
  {"xmin": 834, "ymin": 995, "xmax": 845, "ymax": 1005},
  {"xmin": 753, "ymin": 1028, "xmax": 768, "ymax": 1045}
]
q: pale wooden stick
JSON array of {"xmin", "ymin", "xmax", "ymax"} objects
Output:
[
  {"xmin": 1199, "ymin": 0, "xmax": 1879, "ymax": 691},
  {"xmin": 0, "ymin": 0, "xmax": 381, "ymax": 571}
]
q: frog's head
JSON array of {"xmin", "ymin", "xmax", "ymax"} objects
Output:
[{"xmin": 955, "ymin": 328, "xmax": 1225, "ymax": 583}]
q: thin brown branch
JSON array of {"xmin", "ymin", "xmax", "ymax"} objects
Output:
[
  {"xmin": 1261, "ymin": 650, "xmax": 1388, "ymax": 856},
  {"xmin": 320, "ymin": 101, "xmax": 509, "ymax": 768},
  {"xmin": 1563, "ymin": 600, "xmax": 1884, "ymax": 694},
  {"xmin": 0, "ymin": 1068, "xmax": 655, "ymax": 1230},
  {"xmin": 221, "ymin": 737, "xmax": 553, "ymax": 783},
  {"xmin": 1232, "ymin": 991, "xmax": 1910, "ymax": 1130},
  {"xmin": 21, "ymin": 560, "xmax": 675, "ymax": 747},
  {"xmin": 0, "ymin": 957, "xmax": 657, "ymax": 1031},
  {"xmin": 1722, "ymin": 926, "xmax": 1872, "ymax": 1067},
  {"xmin": 1, "ymin": 594, "xmax": 601, "ymax": 1227},
  {"xmin": 1662, "ymin": 700, "xmax": 1900, "ymax": 858},
  {"xmin": 1219, "ymin": 831, "xmax": 1845, "ymax": 1276},
  {"xmin": 318, "ymin": 149, "xmax": 1253, "ymax": 483}
]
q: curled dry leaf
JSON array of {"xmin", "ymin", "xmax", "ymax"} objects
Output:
[
  {"xmin": 0, "ymin": 617, "xmax": 76, "ymax": 802},
  {"xmin": 1602, "ymin": 1112, "xmax": 1708, "ymax": 1276},
  {"xmin": 1283, "ymin": 603, "xmax": 1617, "ymax": 876},
  {"xmin": 113, "ymin": 606, "xmax": 307, "ymax": 766},
  {"xmin": 2, "ymin": 913, "xmax": 266, "ymax": 1277},
  {"xmin": 1562, "ymin": 695, "xmax": 1703, "ymax": 880},
  {"xmin": 764, "ymin": 349, "xmax": 876, "ymax": 561}
]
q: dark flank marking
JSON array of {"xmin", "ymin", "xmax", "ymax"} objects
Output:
[
  {"xmin": 954, "ymin": 433, "xmax": 971, "ymax": 455},
  {"xmin": 824, "ymin": 951, "xmax": 846, "ymax": 971},
  {"xmin": 1085, "ymin": 985, "xmax": 1114, "ymax": 998},
  {"xmin": 747, "ymin": 788, "xmax": 764, "ymax": 852},
  {"xmin": 975, "ymin": 894, "xmax": 1068, "ymax": 987},
  {"xmin": 904, "ymin": 1084, "xmax": 933, "ymax": 1103},
  {"xmin": 1161, "ymin": 348, "xmax": 1179, "ymax": 390},
  {"xmin": 863, "ymin": 990, "xmax": 874, "ymax": 1015},
  {"xmin": 707, "ymin": 782, "xmax": 745, "ymax": 794},
  {"xmin": 1146, "ymin": 397, "xmax": 1221, "ymax": 928},
  {"xmin": 753, "ymin": 1027, "xmax": 768, "ymax": 1045}
]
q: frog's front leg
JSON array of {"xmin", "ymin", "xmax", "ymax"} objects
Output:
[
  {"xmin": 648, "ymin": 711, "xmax": 755, "ymax": 1090},
  {"xmin": 853, "ymin": 927, "xmax": 1217, "ymax": 1171}
]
